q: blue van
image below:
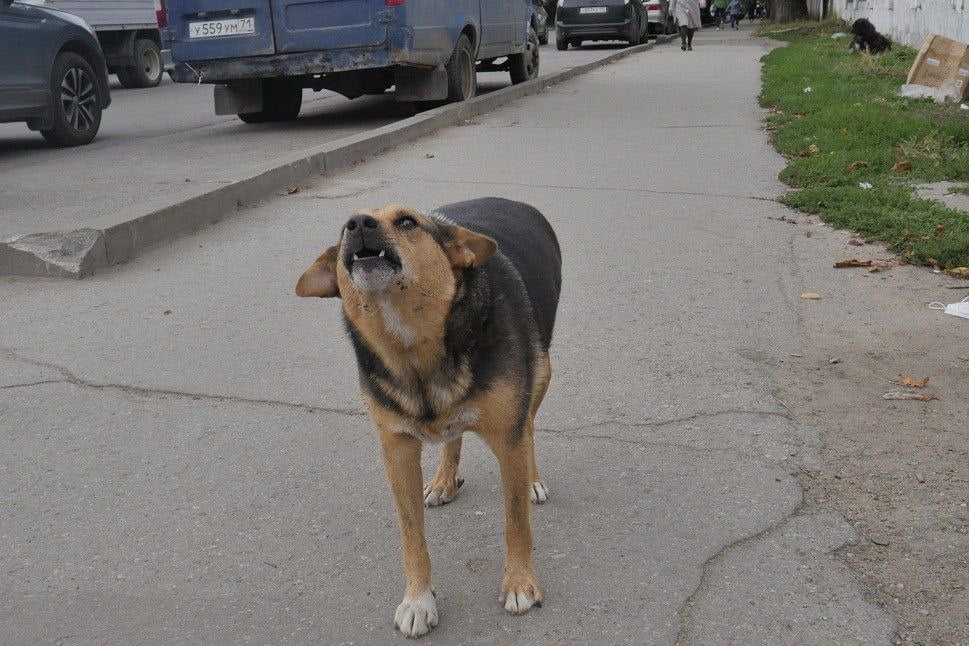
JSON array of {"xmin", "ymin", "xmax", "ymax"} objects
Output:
[{"xmin": 158, "ymin": 0, "xmax": 540, "ymax": 123}]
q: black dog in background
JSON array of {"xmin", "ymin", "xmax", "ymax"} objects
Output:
[{"xmin": 851, "ymin": 18, "xmax": 891, "ymax": 54}]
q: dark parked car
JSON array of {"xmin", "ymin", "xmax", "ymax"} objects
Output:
[
  {"xmin": 0, "ymin": 0, "xmax": 111, "ymax": 146},
  {"xmin": 556, "ymin": 0, "xmax": 649, "ymax": 50}
]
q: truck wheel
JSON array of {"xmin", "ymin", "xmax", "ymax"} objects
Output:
[
  {"xmin": 509, "ymin": 27, "xmax": 540, "ymax": 84},
  {"xmin": 238, "ymin": 78, "xmax": 303, "ymax": 123},
  {"xmin": 117, "ymin": 39, "xmax": 163, "ymax": 88},
  {"xmin": 40, "ymin": 52, "xmax": 104, "ymax": 147},
  {"xmin": 445, "ymin": 34, "xmax": 476, "ymax": 102}
]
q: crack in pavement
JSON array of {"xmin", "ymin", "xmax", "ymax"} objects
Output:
[
  {"xmin": 3, "ymin": 348, "xmax": 802, "ymax": 466},
  {"xmin": 539, "ymin": 408, "xmax": 798, "ymax": 467},
  {"xmin": 389, "ymin": 175, "xmax": 779, "ymax": 203},
  {"xmin": 0, "ymin": 348, "xmax": 365, "ymax": 418},
  {"xmin": 672, "ymin": 500, "xmax": 805, "ymax": 646}
]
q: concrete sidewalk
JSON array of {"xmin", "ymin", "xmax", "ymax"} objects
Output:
[
  {"xmin": 0, "ymin": 43, "xmax": 660, "ymax": 278},
  {"xmin": 0, "ymin": 26, "xmax": 896, "ymax": 644}
]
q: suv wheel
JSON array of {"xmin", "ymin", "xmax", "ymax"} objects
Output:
[
  {"xmin": 41, "ymin": 52, "xmax": 103, "ymax": 147},
  {"xmin": 509, "ymin": 27, "xmax": 540, "ymax": 84},
  {"xmin": 556, "ymin": 33, "xmax": 568, "ymax": 50},
  {"xmin": 117, "ymin": 39, "xmax": 163, "ymax": 88}
]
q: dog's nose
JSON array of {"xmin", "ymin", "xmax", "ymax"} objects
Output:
[{"xmin": 346, "ymin": 214, "xmax": 379, "ymax": 231}]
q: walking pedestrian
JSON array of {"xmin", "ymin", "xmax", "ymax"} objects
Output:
[
  {"xmin": 728, "ymin": 0, "xmax": 743, "ymax": 29},
  {"xmin": 712, "ymin": 0, "xmax": 728, "ymax": 29},
  {"xmin": 669, "ymin": 0, "xmax": 702, "ymax": 51}
]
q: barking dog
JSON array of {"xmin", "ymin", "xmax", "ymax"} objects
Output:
[
  {"xmin": 296, "ymin": 198, "xmax": 561, "ymax": 637},
  {"xmin": 851, "ymin": 18, "xmax": 891, "ymax": 54}
]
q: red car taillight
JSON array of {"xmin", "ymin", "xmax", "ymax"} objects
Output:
[
  {"xmin": 153, "ymin": 0, "xmax": 167, "ymax": 27},
  {"xmin": 646, "ymin": 3, "xmax": 660, "ymax": 9},
  {"xmin": 385, "ymin": 0, "xmax": 404, "ymax": 5}
]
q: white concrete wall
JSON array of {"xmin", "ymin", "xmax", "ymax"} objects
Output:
[{"xmin": 832, "ymin": 0, "xmax": 969, "ymax": 48}]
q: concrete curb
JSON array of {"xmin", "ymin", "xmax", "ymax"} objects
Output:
[{"xmin": 0, "ymin": 42, "xmax": 653, "ymax": 278}]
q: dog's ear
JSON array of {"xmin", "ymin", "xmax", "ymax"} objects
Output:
[
  {"xmin": 296, "ymin": 245, "xmax": 341, "ymax": 298},
  {"xmin": 442, "ymin": 224, "xmax": 497, "ymax": 269}
]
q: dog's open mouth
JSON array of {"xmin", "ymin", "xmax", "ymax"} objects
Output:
[{"xmin": 351, "ymin": 245, "xmax": 401, "ymax": 271}]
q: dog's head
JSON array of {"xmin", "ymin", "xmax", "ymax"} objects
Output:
[{"xmin": 296, "ymin": 203, "xmax": 496, "ymax": 309}]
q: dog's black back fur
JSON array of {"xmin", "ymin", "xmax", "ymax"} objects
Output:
[
  {"xmin": 434, "ymin": 198, "xmax": 562, "ymax": 350},
  {"xmin": 851, "ymin": 18, "xmax": 891, "ymax": 54}
]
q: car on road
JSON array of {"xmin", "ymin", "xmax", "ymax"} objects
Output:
[
  {"xmin": 644, "ymin": 0, "xmax": 673, "ymax": 36},
  {"xmin": 43, "ymin": 0, "xmax": 164, "ymax": 88},
  {"xmin": 555, "ymin": 0, "xmax": 649, "ymax": 50},
  {"xmin": 0, "ymin": 0, "xmax": 111, "ymax": 146},
  {"xmin": 162, "ymin": 0, "xmax": 540, "ymax": 123}
]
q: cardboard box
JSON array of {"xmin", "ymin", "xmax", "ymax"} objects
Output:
[{"xmin": 906, "ymin": 33, "xmax": 969, "ymax": 102}]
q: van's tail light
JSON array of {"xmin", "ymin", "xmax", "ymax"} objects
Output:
[
  {"xmin": 154, "ymin": 0, "xmax": 167, "ymax": 27},
  {"xmin": 646, "ymin": 2, "xmax": 660, "ymax": 9},
  {"xmin": 385, "ymin": 0, "xmax": 405, "ymax": 5}
]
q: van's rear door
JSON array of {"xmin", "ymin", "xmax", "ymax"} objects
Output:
[
  {"xmin": 167, "ymin": 0, "xmax": 275, "ymax": 61},
  {"xmin": 269, "ymin": 0, "xmax": 387, "ymax": 53}
]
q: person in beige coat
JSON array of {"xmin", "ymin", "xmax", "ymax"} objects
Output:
[{"xmin": 669, "ymin": 0, "xmax": 702, "ymax": 50}]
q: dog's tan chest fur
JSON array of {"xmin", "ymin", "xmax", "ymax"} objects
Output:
[{"xmin": 392, "ymin": 406, "xmax": 481, "ymax": 444}]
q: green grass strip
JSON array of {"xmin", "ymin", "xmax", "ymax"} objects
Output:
[{"xmin": 759, "ymin": 22, "xmax": 969, "ymax": 268}]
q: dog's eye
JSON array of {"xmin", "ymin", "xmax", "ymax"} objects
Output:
[{"xmin": 395, "ymin": 216, "xmax": 417, "ymax": 230}]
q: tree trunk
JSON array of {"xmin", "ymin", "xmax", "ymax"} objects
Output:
[{"xmin": 771, "ymin": 0, "xmax": 808, "ymax": 21}]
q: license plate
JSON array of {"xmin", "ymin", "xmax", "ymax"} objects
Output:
[
  {"xmin": 189, "ymin": 17, "xmax": 255, "ymax": 39},
  {"xmin": 579, "ymin": 6, "xmax": 608, "ymax": 13}
]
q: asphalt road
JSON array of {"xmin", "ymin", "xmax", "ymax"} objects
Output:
[
  {"xmin": 0, "ymin": 41, "xmax": 649, "ymax": 237},
  {"xmin": 0, "ymin": 26, "xmax": 897, "ymax": 644}
]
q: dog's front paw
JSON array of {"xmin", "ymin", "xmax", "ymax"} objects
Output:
[
  {"xmin": 501, "ymin": 571, "xmax": 543, "ymax": 615},
  {"xmin": 423, "ymin": 476, "xmax": 464, "ymax": 507},
  {"xmin": 530, "ymin": 480, "xmax": 549, "ymax": 504},
  {"xmin": 394, "ymin": 589, "xmax": 438, "ymax": 638}
]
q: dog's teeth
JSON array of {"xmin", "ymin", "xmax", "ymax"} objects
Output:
[{"xmin": 378, "ymin": 250, "xmax": 386, "ymax": 258}]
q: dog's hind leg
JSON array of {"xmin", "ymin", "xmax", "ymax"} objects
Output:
[
  {"xmin": 423, "ymin": 437, "xmax": 464, "ymax": 507},
  {"xmin": 377, "ymin": 425, "xmax": 438, "ymax": 638},
  {"xmin": 526, "ymin": 353, "xmax": 551, "ymax": 504}
]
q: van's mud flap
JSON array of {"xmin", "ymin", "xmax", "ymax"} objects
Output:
[
  {"xmin": 214, "ymin": 81, "xmax": 263, "ymax": 116},
  {"xmin": 394, "ymin": 66, "xmax": 447, "ymax": 102}
]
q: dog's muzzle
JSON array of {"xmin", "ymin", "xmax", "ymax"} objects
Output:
[{"xmin": 344, "ymin": 214, "xmax": 402, "ymax": 290}]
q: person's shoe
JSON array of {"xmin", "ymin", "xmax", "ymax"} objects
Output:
[
  {"xmin": 687, "ymin": 44, "xmax": 693, "ymax": 50},
  {"xmin": 681, "ymin": 43, "xmax": 687, "ymax": 50}
]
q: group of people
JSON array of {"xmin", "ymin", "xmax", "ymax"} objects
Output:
[{"xmin": 667, "ymin": 0, "xmax": 765, "ymax": 51}]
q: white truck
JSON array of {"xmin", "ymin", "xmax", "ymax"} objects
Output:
[{"xmin": 39, "ymin": 0, "xmax": 164, "ymax": 88}]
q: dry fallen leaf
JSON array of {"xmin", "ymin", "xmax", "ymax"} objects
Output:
[
  {"xmin": 899, "ymin": 374, "xmax": 929, "ymax": 388},
  {"xmin": 807, "ymin": 143, "xmax": 821, "ymax": 156},
  {"xmin": 946, "ymin": 266, "xmax": 969, "ymax": 278},
  {"xmin": 848, "ymin": 238, "xmax": 864, "ymax": 246},
  {"xmin": 892, "ymin": 160, "xmax": 913, "ymax": 173},
  {"xmin": 284, "ymin": 185, "xmax": 299, "ymax": 195},
  {"xmin": 844, "ymin": 160, "xmax": 870, "ymax": 174},
  {"xmin": 834, "ymin": 258, "xmax": 873, "ymax": 268},
  {"xmin": 883, "ymin": 391, "xmax": 937, "ymax": 402},
  {"xmin": 801, "ymin": 292, "xmax": 822, "ymax": 300},
  {"xmin": 934, "ymin": 224, "xmax": 946, "ymax": 236}
]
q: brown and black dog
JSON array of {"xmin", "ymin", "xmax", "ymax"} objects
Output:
[{"xmin": 296, "ymin": 197, "xmax": 561, "ymax": 638}]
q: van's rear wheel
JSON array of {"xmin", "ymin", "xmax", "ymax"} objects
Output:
[
  {"xmin": 510, "ymin": 27, "xmax": 540, "ymax": 84},
  {"xmin": 238, "ymin": 78, "xmax": 302, "ymax": 123},
  {"xmin": 445, "ymin": 34, "xmax": 476, "ymax": 103},
  {"xmin": 117, "ymin": 39, "xmax": 163, "ymax": 88}
]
